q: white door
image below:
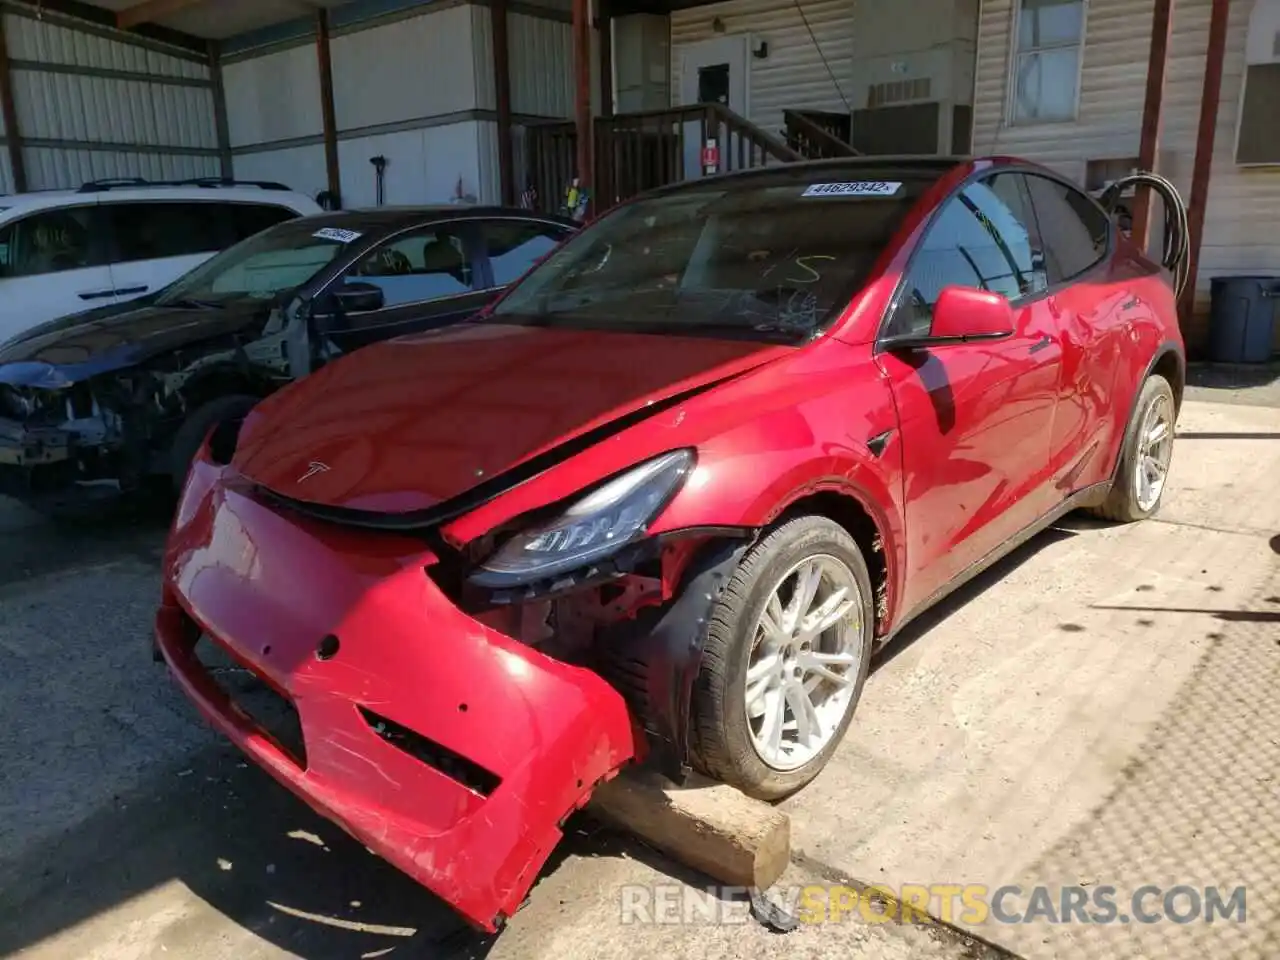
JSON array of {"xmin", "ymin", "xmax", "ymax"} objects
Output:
[
  {"xmin": 677, "ymin": 36, "xmax": 750, "ymax": 180},
  {"xmin": 0, "ymin": 204, "xmax": 116, "ymax": 343}
]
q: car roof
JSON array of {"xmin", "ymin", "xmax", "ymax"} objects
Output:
[
  {"xmin": 286, "ymin": 205, "xmax": 580, "ymax": 233},
  {"xmin": 643, "ymin": 155, "xmax": 974, "ymax": 200},
  {"xmin": 0, "ymin": 182, "xmax": 321, "ymax": 216}
]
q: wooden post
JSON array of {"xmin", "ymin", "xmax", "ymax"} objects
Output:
[
  {"xmin": 208, "ymin": 40, "xmax": 234, "ymax": 181},
  {"xmin": 315, "ymin": 9, "xmax": 342, "ymax": 204},
  {"xmin": 572, "ymin": 0, "xmax": 593, "ymax": 212},
  {"xmin": 0, "ymin": 12, "xmax": 27, "ymax": 193},
  {"xmin": 598, "ymin": 2, "xmax": 613, "ymax": 118},
  {"xmin": 1177, "ymin": 0, "xmax": 1231, "ymax": 326},
  {"xmin": 1131, "ymin": 0, "xmax": 1174, "ymax": 247},
  {"xmin": 493, "ymin": 0, "xmax": 515, "ymax": 206}
]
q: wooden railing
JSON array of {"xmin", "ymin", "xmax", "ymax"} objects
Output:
[
  {"xmin": 519, "ymin": 104, "xmax": 803, "ymax": 216},
  {"xmin": 783, "ymin": 109, "xmax": 859, "ymax": 160}
]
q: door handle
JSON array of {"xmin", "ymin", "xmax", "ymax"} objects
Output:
[
  {"xmin": 1028, "ymin": 334, "xmax": 1054, "ymax": 355},
  {"xmin": 1121, "ymin": 296, "xmax": 1140, "ymax": 310},
  {"xmin": 78, "ymin": 285, "xmax": 148, "ymax": 301}
]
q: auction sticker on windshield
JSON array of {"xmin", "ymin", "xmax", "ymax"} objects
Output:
[
  {"xmin": 314, "ymin": 227, "xmax": 363, "ymax": 243},
  {"xmin": 802, "ymin": 181, "xmax": 903, "ymax": 198}
]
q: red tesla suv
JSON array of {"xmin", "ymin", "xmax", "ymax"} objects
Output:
[{"xmin": 155, "ymin": 157, "xmax": 1185, "ymax": 933}]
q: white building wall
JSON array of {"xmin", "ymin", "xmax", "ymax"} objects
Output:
[
  {"xmin": 330, "ymin": 5, "xmax": 480, "ymax": 127},
  {"xmin": 670, "ymin": 0, "xmax": 855, "ymax": 138},
  {"xmin": 973, "ymin": 0, "xmax": 1280, "ymax": 340},
  {"xmin": 223, "ymin": 45, "xmax": 324, "ymax": 148},
  {"xmin": 0, "ymin": 8, "xmax": 219, "ymax": 192},
  {"xmin": 233, "ymin": 144, "xmax": 330, "ymax": 199}
]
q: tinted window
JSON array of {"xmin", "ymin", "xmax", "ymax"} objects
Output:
[
  {"xmin": 229, "ymin": 203, "xmax": 302, "ymax": 243},
  {"xmin": 346, "ymin": 226, "xmax": 474, "ymax": 308},
  {"xmin": 109, "ymin": 201, "xmax": 230, "ymax": 263},
  {"xmin": 481, "ymin": 220, "xmax": 572, "ymax": 287},
  {"xmin": 493, "ymin": 175, "xmax": 941, "ymax": 341},
  {"xmin": 889, "ymin": 173, "xmax": 1047, "ymax": 337},
  {"xmin": 1023, "ymin": 174, "xmax": 1109, "ymax": 281},
  {"xmin": 0, "ymin": 207, "xmax": 103, "ymax": 278}
]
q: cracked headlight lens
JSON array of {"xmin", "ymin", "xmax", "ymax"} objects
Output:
[{"xmin": 470, "ymin": 449, "xmax": 695, "ymax": 587}]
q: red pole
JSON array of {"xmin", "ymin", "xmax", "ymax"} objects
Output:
[
  {"xmin": 1177, "ymin": 0, "xmax": 1231, "ymax": 327},
  {"xmin": 1131, "ymin": 0, "xmax": 1174, "ymax": 247},
  {"xmin": 573, "ymin": 0, "xmax": 593, "ymax": 213}
]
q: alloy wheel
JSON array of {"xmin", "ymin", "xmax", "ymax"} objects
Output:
[{"xmin": 744, "ymin": 554, "xmax": 865, "ymax": 771}]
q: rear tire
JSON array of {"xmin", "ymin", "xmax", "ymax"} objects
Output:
[
  {"xmin": 168, "ymin": 394, "xmax": 261, "ymax": 494},
  {"xmin": 1090, "ymin": 374, "xmax": 1176, "ymax": 523},
  {"xmin": 690, "ymin": 516, "xmax": 874, "ymax": 802}
]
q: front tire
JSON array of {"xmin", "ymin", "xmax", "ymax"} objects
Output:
[
  {"xmin": 690, "ymin": 516, "xmax": 874, "ymax": 802},
  {"xmin": 1090, "ymin": 374, "xmax": 1176, "ymax": 523},
  {"xmin": 168, "ymin": 394, "xmax": 261, "ymax": 494}
]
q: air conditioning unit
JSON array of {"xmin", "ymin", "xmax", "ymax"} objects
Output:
[
  {"xmin": 1235, "ymin": 0, "xmax": 1280, "ymax": 165},
  {"xmin": 848, "ymin": 30, "xmax": 975, "ymax": 155}
]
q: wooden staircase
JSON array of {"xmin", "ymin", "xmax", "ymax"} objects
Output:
[{"xmin": 518, "ymin": 103, "xmax": 858, "ymax": 217}]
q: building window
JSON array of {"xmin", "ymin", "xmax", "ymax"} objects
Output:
[{"xmin": 1010, "ymin": 0, "xmax": 1085, "ymax": 124}]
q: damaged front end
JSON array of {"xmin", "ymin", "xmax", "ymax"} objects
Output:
[{"xmin": 159, "ymin": 436, "xmax": 757, "ymax": 932}]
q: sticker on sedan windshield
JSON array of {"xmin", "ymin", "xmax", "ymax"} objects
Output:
[
  {"xmin": 802, "ymin": 181, "xmax": 903, "ymax": 198},
  {"xmin": 313, "ymin": 227, "xmax": 363, "ymax": 243}
]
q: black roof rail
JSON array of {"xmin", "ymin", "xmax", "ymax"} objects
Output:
[{"xmin": 78, "ymin": 177, "xmax": 292, "ymax": 194}]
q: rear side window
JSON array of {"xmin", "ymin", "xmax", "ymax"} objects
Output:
[
  {"xmin": 1023, "ymin": 174, "xmax": 1109, "ymax": 281},
  {"xmin": 889, "ymin": 173, "xmax": 1047, "ymax": 337},
  {"xmin": 108, "ymin": 201, "xmax": 230, "ymax": 263},
  {"xmin": 479, "ymin": 220, "xmax": 573, "ymax": 287},
  {"xmin": 0, "ymin": 207, "xmax": 106, "ymax": 278},
  {"xmin": 229, "ymin": 203, "xmax": 303, "ymax": 243}
]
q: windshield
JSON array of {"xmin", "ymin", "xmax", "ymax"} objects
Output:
[
  {"xmin": 155, "ymin": 220, "xmax": 363, "ymax": 306},
  {"xmin": 491, "ymin": 175, "xmax": 939, "ymax": 340}
]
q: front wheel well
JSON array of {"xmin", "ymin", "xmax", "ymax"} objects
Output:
[
  {"xmin": 773, "ymin": 490, "xmax": 890, "ymax": 635},
  {"xmin": 1151, "ymin": 348, "xmax": 1185, "ymax": 414}
]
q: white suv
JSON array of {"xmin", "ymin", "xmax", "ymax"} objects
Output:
[{"xmin": 0, "ymin": 178, "xmax": 322, "ymax": 343}]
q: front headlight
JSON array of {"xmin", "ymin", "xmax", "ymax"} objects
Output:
[{"xmin": 470, "ymin": 449, "xmax": 695, "ymax": 587}]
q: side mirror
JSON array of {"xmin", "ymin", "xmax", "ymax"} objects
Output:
[
  {"xmin": 330, "ymin": 281, "xmax": 385, "ymax": 314},
  {"xmin": 929, "ymin": 286, "xmax": 1015, "ymax": 341}
]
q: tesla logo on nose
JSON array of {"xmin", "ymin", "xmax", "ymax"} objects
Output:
[{"xmin": 297, "ymin": 461, "xmax": 330, "ymax": 483}]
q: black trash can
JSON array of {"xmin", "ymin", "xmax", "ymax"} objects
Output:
[{"xmin": 1207, "ymin": 276, "xmax": 1280, "ymax": 363}]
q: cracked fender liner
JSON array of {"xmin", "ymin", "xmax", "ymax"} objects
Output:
[
  {"xmin": 601, "ymin": 538, "xmax": 751, "ymax": 782},
  {"xmin": 156, "ymin": 460, "xmax": 640, "ymax": 932}
]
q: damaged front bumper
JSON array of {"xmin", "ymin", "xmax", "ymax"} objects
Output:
[
  {"xmin": 0, "ymin": 414, "xmax": 124, "ymax": 506},
  {"xmin": 156, "ymin": 454, "xmax": 642, "ymax": 932}
]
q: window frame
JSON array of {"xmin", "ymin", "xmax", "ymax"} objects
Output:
[
  {"xmin": 1005, "ymin": 0, "xmax": 1089, "ymax": 127},
  {"xmin": 473, "ymin": 216, "xmax": 577, "ymax": 291},
  {"xmin": 0, "ymin": 203, "xmax": 113, "ymax": 280},
  {"xmin": 875, "ymin": 163, "xmax": 1114, "ymax": 351}
]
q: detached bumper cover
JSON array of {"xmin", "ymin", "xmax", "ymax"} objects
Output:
[{"xmin": 156, "ymin": 456, "xmax": 640, "ymax": 932}]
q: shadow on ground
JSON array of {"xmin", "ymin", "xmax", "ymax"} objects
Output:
[{"xmin": 0, "ymin": 735, "xmax": 663, "ymax": 960}]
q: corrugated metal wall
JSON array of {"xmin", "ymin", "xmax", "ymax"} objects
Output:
[
  {"xmin": 973, "ymin": 0, "xmax": 1280, "ymax": 339},
  {"xmin": 225, "ymin": 2, "xmax": 523, "ymax": 206},
  {"xmin": 0, "ymin": 6, "xmax": 219, "ymax": 191},
  {"xmin": 670, "ymin": 0, "xmax": 855, "ymax": 138},
  {"xmin": 470, "ymin": 3, "xmax": 583, "ymax": 118}
]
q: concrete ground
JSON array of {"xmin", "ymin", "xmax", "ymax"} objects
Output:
[{"xmin": 0, "ymin": 366, "xmax": 1276, "ymax": 960}]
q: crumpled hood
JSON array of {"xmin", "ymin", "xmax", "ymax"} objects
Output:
[
  {"xmin": 233, "ymin": 322, "xmax": 790, "ymax": 514},
  {"xmin": 0, "ymin": 299, "xmax": 270, "ymax": 377}
]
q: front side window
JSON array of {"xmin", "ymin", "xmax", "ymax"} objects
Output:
[
  {"xmin": 0, "ymin": 207, "xmax": 101, "ymax": 278},
  {"xmin": 1011, "ymin": 0, "xmax": 1085, "ymax": 124},
  {"xmin": 108, "ymin": 201, "xmax": 230, "ymax": 262},
  {"xmin": 480, "ymin": 220, "xmax": 573, "ymax": 287},
  {"xmin": 491, "ymin": 175, "xmax": 940, "ymax": 341},
  {"xmin": 1023, "ymin": 174, "xmax": 1109, "ymax": 281},
  {"xmin": 343, "ymin": 226, "xmax": 475, "ymax": 308},
  {"xmin": 155, "ymin": 219, "xmax": 362, "ymax": 306},
  {"xmin": 889, "ymin": 173, "xmax": 1047, "ymax": 338}
]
